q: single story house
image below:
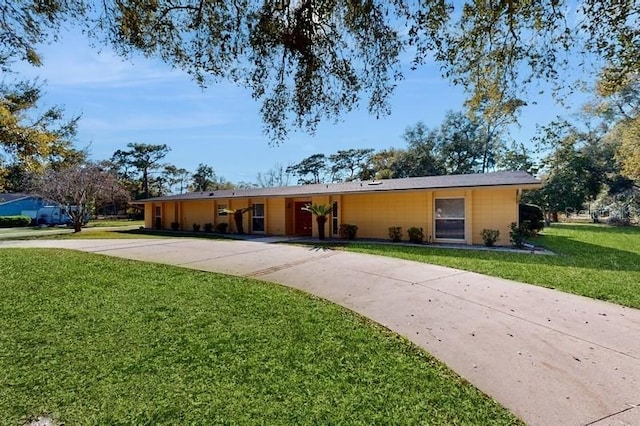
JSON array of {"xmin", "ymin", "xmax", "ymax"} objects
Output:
[
  {"xmin": 141, "ymin": 171, "xmax": 541, "ymax": 246},
  {"xmin": 0, "ymin": 193, "xmax": 46, "ymax": 219}
]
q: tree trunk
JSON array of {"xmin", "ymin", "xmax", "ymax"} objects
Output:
[
  {"xmin": 234, "ymin": 210, "xmax": 245, "ymax": 234},
  {"xmin": 74, "ymin": 220, "xmax": 82, "ymax": 233},
  {"xmin": 142, "ymin": 168, "xmax": 149, "ymax": 198},
  {"xmin": 317, "ymin": 216, "xmax": 327, "ymax": 240}
]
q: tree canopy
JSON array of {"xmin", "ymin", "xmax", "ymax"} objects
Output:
[
  {"xmin": 3, "ymin": 1, "xmax": 639, "ymax": 141},
  {"xmin": 36, "ymin": 162, "xmax": 129, "ymax": 232},
  {"xmin": 0, "ymin": 80, "xmax": 82, "ymax": 191}
]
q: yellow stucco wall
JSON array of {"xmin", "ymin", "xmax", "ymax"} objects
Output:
[
  {"xmin": 145, "ymin": 186, "xmax": 519, "ymax": 246},
  {"xmin": 341, "ymin": 191, "xmax": 429, "ymax": 240},
  {"xmin": 266, "ymin": 198, "xmax": 286, "ymax": 235},
  {"xmin": 144, "ymin": 203, "xmax": 153, "ymax": 228},
  {"xmin": 181, "ymin": 200, "xmax": 215, "ymax": 229},
  {"xmin": 471, "ymin": 188, "xmax": 518, "ymax": 246}
]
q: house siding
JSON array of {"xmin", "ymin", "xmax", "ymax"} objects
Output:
[
  {"xmin": 144, "ymin": 189, "xmax": 521, "ymax": 246},
  {"xmin": 341, "ymin": 191, "xmax": 430, "ymax": 240},
  {"xmin": 471, "ymin": 188, "xmax": 518, "ymax": 246},
  {"xmin": 181, "ymin": 200, "xmax": 214, "ymax": 229},
  {"xmin": 266, "ymin": 197, "xmax": 286, "ymax": 235},
  {"xmin": 0, "ymin": 197, "xmax": 45, "ymax": 217},
  {"xmin": 140, "ymin": 172, "xmax": 540, "ymax": 246}
]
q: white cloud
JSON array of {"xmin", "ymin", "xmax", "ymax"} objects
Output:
[
  {"xmin": 81, "ymin": 110, "xmax": 229, "ymax": 132},
  {"xmin": 14, "ymin": 29, "xmax": 186, "ymax": 89}
]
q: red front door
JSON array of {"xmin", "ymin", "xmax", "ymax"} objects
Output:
[{"xmin": 294, "ymin": 202, "xmax": 312, "ymax": 236}]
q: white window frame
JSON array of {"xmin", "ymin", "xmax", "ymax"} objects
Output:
[
  {"xmin": 434, "ymin": 198, "xmax": 466, "ymax": 242},
  {"xmin": 331, "ymin": 201, "xmax": 339, "ymax": 235},
  {"xmin": 154, "ymin": 206, "xmax": 162, "ymax": 229},
  {"xmin": 252, "ymin": 203, "xmax": 265, "ymax": 233}
]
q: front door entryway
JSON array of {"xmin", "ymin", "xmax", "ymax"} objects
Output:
[{"xmin": 294, "ymin": 202, "xmax": 312, "ymax": 236}]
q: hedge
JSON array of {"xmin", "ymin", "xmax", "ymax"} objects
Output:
[
  {"xmin": 519, "ymin": 204, "xmax": 544, "ymax": 232},
  {"xmin": 0, "ymin": 215, "xmax": 33, "ymax": 228}
]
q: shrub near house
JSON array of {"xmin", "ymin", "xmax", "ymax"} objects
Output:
[{"xmin": 0, "ymin": 215, "xmax": 32, "ymax": 228}]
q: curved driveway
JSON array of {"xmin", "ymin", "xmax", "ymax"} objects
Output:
[{"xmin": 3, "ymin": 238, "xmax": 639, "ymax": 426}]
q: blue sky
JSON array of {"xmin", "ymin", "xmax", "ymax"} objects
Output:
[{"xmin": 14, "ymin": 27, "xmax": 587, "ymax": 185}]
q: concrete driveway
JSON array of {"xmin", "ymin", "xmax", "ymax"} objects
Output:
[{"xmin": 2, "ymin": 238, "xmax": 639, "ymax": 426}]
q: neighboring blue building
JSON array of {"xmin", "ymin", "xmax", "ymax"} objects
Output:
[{"xmin": 0, "ymin": 193, "xmax": 46, "ymax": 219}]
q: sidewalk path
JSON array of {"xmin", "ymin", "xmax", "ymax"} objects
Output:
[{"xmin": 2, "ymin": 238, "xmax": 639, "ymax": 426}]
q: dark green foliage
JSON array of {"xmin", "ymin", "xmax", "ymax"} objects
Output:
[
  {"xmin": 329, "ymin": 148, "xmax": 375, "ymax": 182},
  {"xmin": 215, "ymin": 222, "xmax": 228, "ymax": 233},
  {"xmin": 481, "ymin": 229, "xmax": 500, "ymax": 247},
  {"xmin": 204, "ymin": 223, "xmax": 214, "ymax": 233},
  {"xmin": 388, "ymin": 226, "xmax": 402, "ymax": 242},
  {"xmin": 110, "ymin": 143, "xmax": 170, "ymax": 200},
  {"xmin": 192, "ymin": 223, "xmax": 200, "ymax": 232},
  {"xmin": 607, "ymin": 216, "xmax": 632, "ymax": 226},
  {"xmin": 393, "ymin": 122, "xmax": 443, "ymax": 178},
  {"xmin": 0, "ymin": 215, "xmax": 32, "ymax": 227},
  {"xmin": 519, "ymin": 204, "xmax": 544, "ymax": 232},
  {"xmin": 4, "ymin": 2, "xmax": 640, "ymax": 144},
  {"xmin": 339, "ymin": 224, "xmax": 358, "ymax": 240},
  {"xmin": 170, "ymin": 222, "xmax": 179, "ymax": 231},
  {"xmin": 509, "ymin": 221, "xmax": 532, "ymax": 249},
  {"xmin": 407, "ymin": 227, "xmax": 424, "ymax": 244},
  {"xmin": 286, "ymin": 154, "xmax": 327, "ymax": 185}
]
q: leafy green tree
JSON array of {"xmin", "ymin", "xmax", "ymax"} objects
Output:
[
  {"xmin": 497, "ymin": 142, "xmax": 535, "ymax": 172},
  {"xmin": 162, "ymin": 165, "xmax": 190, "ymax": 194},
  {"xmin": 392, "ymin": 122, "xmax": 442, "ymax": 178},
  {"xmin": 614, "ymin": 117, "xmax": 640, "ymax": 183},
  {"xmin": 0, "ymin": 80, "xmax": 82, "ymax": 191},
  {"xmin": 595, "ymin": 73, "xmax": 640, "ymax": 184},
  {"xmin": 367, "ymin": 148, "xmax": 403, "ymax": 179},
  {"xmin": 472, "ymin": 99, "xmax": 523, "ymax": 173},
  {"xmin": 191, "ymin": 163, "xmax": 214, "ymax": 192},
  {"xmin": 397, "ymin": 113, "xmax": 498, "ymax": 177},
  {"xmin": 525, "ymin": 121, "xmax": 616, "ymax": 221},
  {"xmin": 328, "ymin": 148, "xmax": 374, "ymax": 182},
  {"xmin": 111, "ymin": 143, "xmax": 170, "ymax": 199},
  {"xmin": 190, "ymin": 163, "xmax": 234, "ymax": 191},
  {"xmin": 435, "ymin": 112, "xmax": 486, "ymax": 174},
  {"xmin": 286, "ymin": 154, "xmax": 327, "ymax": 184},
  {"xmin": 6, "ymin": 2, "xmax": 639, "ymax": 141}
]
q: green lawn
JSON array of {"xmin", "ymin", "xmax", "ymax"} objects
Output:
[
  {"xmin": 85, "ymin": 219, "xmax": 144, "ymax": 228},
  {"xmin": 0, "ymin": 249, "xmax": 519, "ymax": 425},
  {"xmin": 338, "ymin": 223, "xmax": 640, "ymax": 309}
]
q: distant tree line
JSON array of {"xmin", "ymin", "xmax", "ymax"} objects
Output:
[{"xmin": 2, "ymin": 76, "xmax": 638, "ymax": 226}]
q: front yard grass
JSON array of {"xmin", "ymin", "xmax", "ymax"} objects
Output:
[
  {"xmin": 340, "ymin": 223, "xmax": 640, "ymax": 309},
  {"xmin": 0, "ymin": 249, "xmax": 519, "ymax": 425}
]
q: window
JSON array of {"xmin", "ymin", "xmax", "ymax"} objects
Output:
[
  {"xmin": 218, "ymin": 204, "xmax": 227, "ymax": 216},
  {"xmin": 332, "ymin": 201, "xmax": 338, "ymax": 235},
  {"xmin": 252, "ymin": 203, "xmax": 265, "ymax": 233},
  {"xmin": 154, "ymin": 206, "xmax": 162, "ymax": 229},
  {"xmin": 435, "ymin": 198, "xmax": 465, "ymax": 240}
]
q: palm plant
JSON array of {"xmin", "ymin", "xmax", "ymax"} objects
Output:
[
  {"xmin": 302, "ymin": 203, "xmax": 333, "ymax": 240},
  {"xmin": 219, "ymin": 207, "xmax": 253, "ymax": 234}
]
